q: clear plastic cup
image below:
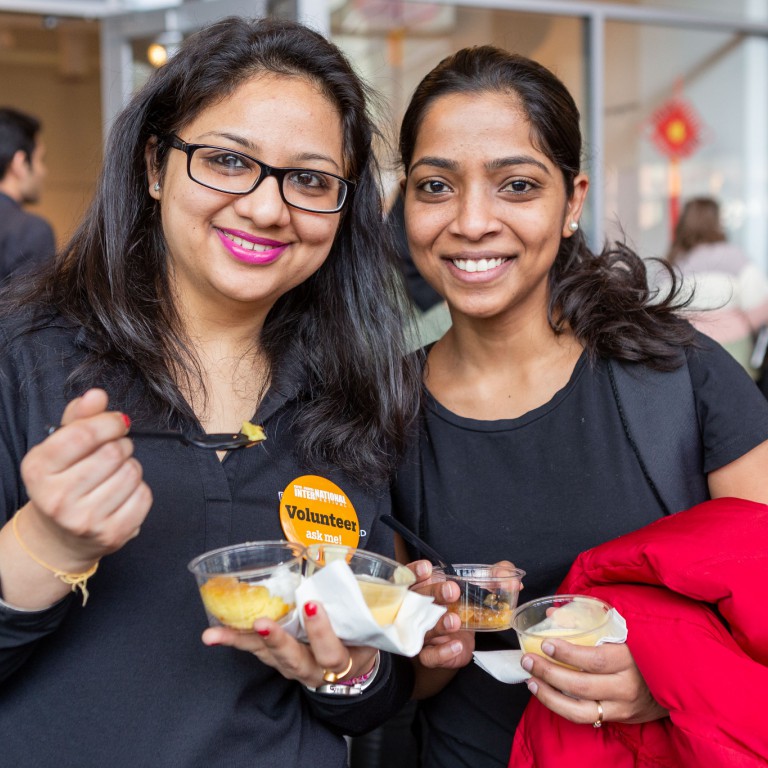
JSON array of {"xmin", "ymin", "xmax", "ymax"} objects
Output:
[
  {"xmin": 188, "ymin": 541, "xmax": 305, "ymax": 631},
  {"xmin": 304, "ymin": 544, "xmax": 415, "ymax": 626},
  {"xmin": 512, "ymin": 594, "xmax": 612, "ymax": 664},
  {"xmin": 427, "ymin": 564, "xmax": 525, "ymax": 631}
]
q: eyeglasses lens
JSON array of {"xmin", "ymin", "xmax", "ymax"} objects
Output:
[{"xmin": 189, "ymin": 146, "xmax": 346, "ymax": 213}]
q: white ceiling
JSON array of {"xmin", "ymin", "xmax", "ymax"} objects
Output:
[{"xmin": 0, "ymin": 0, "xmax": 181, "ymax": 19}]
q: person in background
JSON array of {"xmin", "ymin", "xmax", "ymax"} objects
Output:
[
  {"xmin": 664, "ymin": 196, "xmax": 768, "ymax": 378},
  {"xmin": 394, "ymin": 46, "xmax": 768, "ymax": 767},
  {"xmin": 0, "ymin": 107, "xmax": 55, "ymax": 282},
  {"xmin": 0, "ymin": 17, "xmax": 422, "ymax": 768}
]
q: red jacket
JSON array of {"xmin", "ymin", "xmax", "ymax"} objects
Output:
[{"xmin": 509, "ymin": 498, "xmax": 768, "ymax": 768}]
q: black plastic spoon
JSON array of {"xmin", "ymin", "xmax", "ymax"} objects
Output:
[
  {"xmin": 45, "ymin": 425, "xmax": 265, "ymax": 451},
  {"xmin": 380, "ymin": 514, "xmax": 502, "ymax": 609}
]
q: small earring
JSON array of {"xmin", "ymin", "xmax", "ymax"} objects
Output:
[
  {"xmin": 153, "ymin": 182, "xmax": 161, "ymax": 192},
  {"xmin": 568, "ymin": 220, "xmax": 579, "ymax": 232}
]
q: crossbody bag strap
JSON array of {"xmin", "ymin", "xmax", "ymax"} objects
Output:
[{"xmin": 607, "ymin": 355, "xmax": 709, "ymax": 516}]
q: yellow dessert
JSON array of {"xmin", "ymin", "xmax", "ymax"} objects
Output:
[
  {"xmin": 518, "ymin": 601, "xmax": 607, "ymax": 666},
  {"xmin": 356, "ymin": 576, "xmax": 406, "ymax": 626},
  {"xmin": 240, "ymin": 421, "xmax": 267, "ymax": 444},
  {"xmin": 200, "ymin": 575, "xmax": 292, "ymax": 630}
]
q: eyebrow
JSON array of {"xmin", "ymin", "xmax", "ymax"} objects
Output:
[
  {"xmin": 195, "ymin": 131, "xmax": 343, "ymax": 171},
  {"xmin": 410, "ymin": 154, "xmax": 551, "ymax": 176}
]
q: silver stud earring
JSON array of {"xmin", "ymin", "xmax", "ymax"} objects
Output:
[
  {"xmin": 568, "ymin": 220, "xmax": 579, "ymax": 232},
  {"xmin": 153, "ymin": 182, "xmax": 161, "ymax": 192}
]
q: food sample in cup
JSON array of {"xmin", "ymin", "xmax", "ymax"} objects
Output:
[
  {"xmin": 305, "ymin": 544, "xmax": 415, "ymax": 627},
  {"xmin": 188, "ymin": 541, "xmax": 304, "ymax": 631},
  {"xmin": 431, "ymin": 564, "xmax": 525, "ymax": 631},
  {"xmin": 199, "ymin": 576, "xmax": 292, "ymax": 629},
  {"xmin": 512, "ymin": 594, "xmax": 612, "ymax": 663}
]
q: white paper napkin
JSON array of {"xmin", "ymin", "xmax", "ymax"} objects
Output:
[
  {"xmin": 473, "ymin": 608, "xmax": 628, "ymax": 684},
  {"xmin": 294, "ymin": 559, "xmax": 446, "ymax": 657}
]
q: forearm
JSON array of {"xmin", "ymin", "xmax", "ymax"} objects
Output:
[{"xmin": 411, "ymin": 657, "xmax": 459, "ymax": 700}]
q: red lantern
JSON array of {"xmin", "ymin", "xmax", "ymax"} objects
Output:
[{"xmin": 650, "ymin": 98, "xmax": 702, "ymax": 160}]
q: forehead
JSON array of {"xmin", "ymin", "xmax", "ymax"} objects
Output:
[
  {"xmin": 413, "ymin": 90, "xmax": 550, "ymax": 165},
  {"xmin": 181, "ymin": 73, "xmax": 345, "ymax": 157}
]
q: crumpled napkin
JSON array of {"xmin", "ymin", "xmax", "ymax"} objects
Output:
[
  {"xmin": 294, "ymin": 559, "xmax": 446, "ymax": 656},
  {"xmin": 473, "ymin": 608, "xmax": 628, "ymax": 684}
]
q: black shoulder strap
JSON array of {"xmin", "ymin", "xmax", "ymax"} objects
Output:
[{"xmin": 607, "ymin": 356, "xmax": 709, "ymax": 515}]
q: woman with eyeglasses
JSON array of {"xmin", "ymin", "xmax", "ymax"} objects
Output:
[{"xmin": 0, "ymin": 17, "xmax": 422, "ymax": 767}]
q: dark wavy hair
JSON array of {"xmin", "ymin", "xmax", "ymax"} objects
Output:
[
  {"xmin": 2, "ymin": 16, "xmax": 420, "ymax": 486},
  {"xmin": 399, "ymin": 46, "xmax": 694, "ymax": 368}
]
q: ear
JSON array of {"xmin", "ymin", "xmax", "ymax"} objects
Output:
[
  {"xmin": 9, "ymin": 149, "xmax": 30, "ymax": 178},
  {"xmin": 399, "ymin": 177, "xmax": 406, "ymax": 196},
  {"xmin": 562, "ymin": 173, "xmax": 589, "ymax": 239},
  {"xmin": 145, "ymin": 138, "xmax": 161, "ymax": 200}
]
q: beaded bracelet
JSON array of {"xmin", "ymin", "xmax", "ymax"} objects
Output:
[
  {"xmin": 338, "ymin": 651, "xmax": 380, "ymax": 686},
  {"xmin": 12, "ymin": 510, "xmax": 99, "ymax": 606}
]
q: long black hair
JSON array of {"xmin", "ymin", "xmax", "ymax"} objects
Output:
[
  {"xmin": 2, "ymin": 17, "xmax": 420, "ymax": 486},
  {"xmin": 400, "ymin": 45, "xmax": 694, "ymax": 369}
]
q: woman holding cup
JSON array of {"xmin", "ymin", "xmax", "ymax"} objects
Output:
[{"xmin": 395, "ymin": 45, "xmax": 768, "ymax": 767}]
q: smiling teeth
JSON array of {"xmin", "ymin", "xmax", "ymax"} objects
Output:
[
  {"xmin": 452, "ymin": 257, "xmax": 506, "ymax": 273},
  {"xmin": 224, "ymin": 232, "xmax": 273, "ymax": 252}
]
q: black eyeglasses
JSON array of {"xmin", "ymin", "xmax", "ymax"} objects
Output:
[{"xmin": 167, "ymin": 135, "xmax": 353, "ymax": 214}]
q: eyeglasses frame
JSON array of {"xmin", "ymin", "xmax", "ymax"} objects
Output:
[{"xmin": 166, "ymin": 135, "xmax": 354, "ymax": 214}]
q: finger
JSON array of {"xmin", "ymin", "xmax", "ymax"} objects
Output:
[
  {"xmin": 424, "ymin": 608, "xmax": 460, "ymax": 642},
  {"xmin": 526, "ymin": 675, "xmax": 608, "ymax": 726},
  {"xmin": 406, "ymin": 559, "xmax": 433, "ymax": 584},
  {"xmin": 301, "ymin": 601, "xmax": 355, "ymax": 675},
  {"xmin": 536, "ymin": 639, "xmax": 629, "ymax": 675},
  {"xmin": 60, "ymin": 388, "xmax": 110, "ymax": 425},
  {"xmin": 418, "ymin": 632, "xmax": 472, "ymax": 669}
]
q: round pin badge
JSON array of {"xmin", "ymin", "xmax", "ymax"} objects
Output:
[{"xmin": 280, "ymin": 475, "xmax": 360, "ymax": 549}]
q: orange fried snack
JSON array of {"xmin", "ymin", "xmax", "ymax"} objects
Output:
[{"xmin": 200, "ymin": 575, "xmax": 292, "ymax": 630}]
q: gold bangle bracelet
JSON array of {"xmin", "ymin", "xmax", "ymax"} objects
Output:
[{"xmin": 11, "ymin": 511, "xmax": 99, "ymax": 606}]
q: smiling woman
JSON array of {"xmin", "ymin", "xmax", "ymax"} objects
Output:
[
  {"xmin": 0, "ymin": 16, "xmax": 422, "ymax": 768},
  {"xmin": 392, "ymin": 45, "xmax": 768, "ymax": 768}
]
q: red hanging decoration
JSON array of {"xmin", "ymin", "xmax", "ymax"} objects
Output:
[{"xmin": 649, "ymin": 98, "xmax": 702, "ymax": 160}]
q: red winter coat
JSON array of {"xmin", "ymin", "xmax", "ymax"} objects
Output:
[{"xmin": 509, "ymin": 498, "xmax": 768, "ymax": 768}]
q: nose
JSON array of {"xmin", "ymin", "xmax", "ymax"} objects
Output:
[
  {"xmin": 232, "ymin": 174, "xmax": 291, "ymax": 227},
  {"xmin": 448, "ymin": 186, "xmax": 502, "ymax": 241}
]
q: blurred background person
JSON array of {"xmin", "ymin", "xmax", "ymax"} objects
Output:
[
  {"xmin": 664, "ymin": 196, "xmax": 768, "ymax": 378},
  {"xmin": 0, "ymin": 106, "xmax": 55, "ymax": 283}
]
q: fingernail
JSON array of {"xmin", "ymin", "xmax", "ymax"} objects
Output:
[
  {"xmin": 122, "ymin": 414, "xmax": 131, "ymax": 429},
  {"xmin": 450, "ymin": 641, "xmax": 462, "ymax": 655},
  {"xmin": 526, "ymin": 681, "xmax": 538, "ymax": 695},
  {"xmin": 204, "ymin": 639, "xmax": 220, "ymax": 646},
  {"xmin": 304, "ymin": 602, "xmax": 318, "ymax": 617},
  {"xmin": 521, "ymin": 656, "xmax": 533, "ymax": 672},
  {"xmin": 445, "ymin": 613, "xmax": 460, "ymax": 630},
  {"xmin": 442, "ymin": 583, "xmax": 455, "ymax": 601},
  {"xmin": 542, "ymin": 642, "xmax": 555, "ymax": 656},
  {"xmin": 257, "ymin": 629, "xmax": 270, "ymax": 637},
  {"xmin": 415, "ymin": 561, "xmax": 430, "ymax": 579}
]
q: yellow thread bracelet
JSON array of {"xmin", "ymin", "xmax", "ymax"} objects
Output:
[{"xmin": 12, "ymin": 512, "xmax": 99, "ymax": 606}]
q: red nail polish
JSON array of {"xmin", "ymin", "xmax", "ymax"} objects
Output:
[
  {"xmin": 304, "ymin": 602, "xmax": 318, "ymax": 617},
  {"xmin": 257, "ymin": 629, "xmax": 270, "ymax": 637},
  {"xmin": 121, "ymin": 414, "xmax": 131, "ymax": 429}
]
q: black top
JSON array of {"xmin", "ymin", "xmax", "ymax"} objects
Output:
[
  {"xmin": 0, "ymin": 313, "xmax": 413, "ymax": 768},
  {"xmin": 0, "ymin": 192, "xmax": 55, "ymax": 282},
  {"xmin": 393, "ymin": 334, "xmax": 768, "ymax": 768}
]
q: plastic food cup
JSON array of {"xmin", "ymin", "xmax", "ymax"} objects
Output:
[
  {"xmin": 304, "ymin": 543, "xmax": 416, "ymax": 626},
  {"xmin": 512, "ymin": 594, "xmax": 613, "ymax": 664},
  {"xmin": 188, "ymin": 541, "xmax": 305, "ymax": 631},
  {"xmin": 427, "ymin": 564, "xmax": 525, "ymax": 631}
]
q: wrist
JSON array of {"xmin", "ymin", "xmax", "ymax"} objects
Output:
[{"xmin": 307, "ymin": 651, "xmax": 381, "ymax": 696}]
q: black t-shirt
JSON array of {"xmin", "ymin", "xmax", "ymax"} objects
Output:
[
  {"xmin": 0, "ymin": 314, "xmax": 412, "ymax": 768},
  {"xmin": 394, "ymin": 336, "xmax": 768, "ymax": 768}
]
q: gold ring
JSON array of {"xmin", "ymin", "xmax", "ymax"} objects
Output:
[
  {"xmin": 593, "ymin": 700, "xmax": 604, "ymax": 728},
  {"xmin": 322, "ymin": 656, "xmax": 354, "ymax": 684}
]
